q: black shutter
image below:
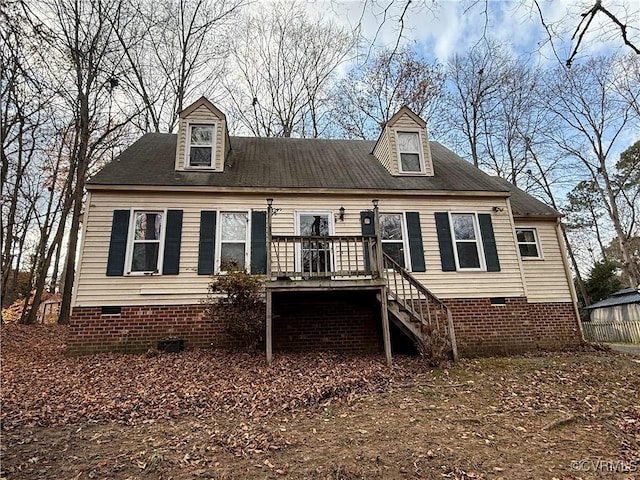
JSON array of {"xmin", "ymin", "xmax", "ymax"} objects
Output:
[
  {"xmin": 479, "ymin": 213, "xmax": 500, "ymax": 272},
  {"xmin": 197, "ymin": 211, "xmax": 217, "ymax": 275},
  {"xmin": 162, "ymin": 210, "xmax": 183, "ymax": 275},
  {"xmin": 406, "ymin": 212, "xmax": 426, "ymax": 272},
  {"xmin": 434, "ymin": 212, "xmax": 456, "ymax": 272},
  {"xmin": 250, "ymin": 210, "xmax": 267, "ymax": 274},
  {"xmin": 106, "ymin": 210, "xmax": 130, "ymax": 276},
  {"xmin": 360, "ymin": 211, "xmax": 375, "ymax": 272}
]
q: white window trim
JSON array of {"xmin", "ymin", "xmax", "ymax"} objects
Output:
[
  {"xmin": 395, "ymin": 129, "xmax": 426, "ymax": 175},
  {"xmin": 448, "ymin": 212, "xmax": 486, "ymax": 271},
  {"xmin": 185, "ymin": 122, "xmax": 217, "ymax": 170},
  {"xmin": 294, "ymin": 211, "xmax": 335, "ymax": 274},
  {"xmin": 294, "ymin": 211, "xmax": 335, "ymax": 236},
  {"xmin": 124, "ymin": 208, "xmax": 167, "ymax": 276},
  {"xmin": 516, "ymin": 227, "xmax": 544, "ymax": 260},
  {"xmin": 215, "ymin": 210, "xmax": 251, "ymax": 273},
  {"xmin": 380, "ymin": 212, "xmax": 410, "ymax": 270}
]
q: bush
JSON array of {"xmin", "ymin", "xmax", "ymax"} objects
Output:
[
  {"xmin": 415, "ymin": 324, "xmax": 453, "ymax": 367},
  {"xmin": 204, "ymin": 263, "xmax": 266, "ymax": 349}
]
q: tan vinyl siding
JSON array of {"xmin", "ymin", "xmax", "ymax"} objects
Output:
[
  {"xmin": 372, "ymin": 129, "xmax": 393, "ymax": 173},
  {"xmin": 175, "ymin": 105, "xmax": 226, "ymax": 171},
  {"xmin": 74, "ymin": 191, "xmax": 526, "ymax": 307},
  {"xmin": 516, "ymin": 219, "xmax": 572, "ymax": 303},
  {"xmin": 388, "ymin": 112, "xmax": 434, "ymax": 176}
]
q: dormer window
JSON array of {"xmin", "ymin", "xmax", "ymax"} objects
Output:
[
  {"xmin": 188, "ymin": 124, "xmax": 215, "ymax": 168},
  {"xmin": 396, "ymin": 131, "xmax": 424, "ymax": 173}
]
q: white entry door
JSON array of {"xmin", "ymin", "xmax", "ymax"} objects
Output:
[{"xmin": 296, "ymin": 212, "xmax": 333, "ymax": 277}]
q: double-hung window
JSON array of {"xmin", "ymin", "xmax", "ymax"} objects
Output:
[
  {"xmin": 380, "ymin": 213, "xmax": 407, "ymax": 268},
  {"xmin": 396, "ymin": 131, "xmax": 423, "ymax": 173},
  {"xmin": 129, "ymin": 210, "xmax": 164, "ymax": 273},
  {"xmin": 188, "ymin": 124, "xmax": 215, "ymax": 167},
  {"xmin": 451, "ymin": 213, "xmax": 483, "ymax": 269},
  {"xmin": 218, "ymin": 212, "xmax": 249, "ymax": 270},
  {"xmin": 516, "ymin": 228, "xmax": 541, "ymax": 258}
]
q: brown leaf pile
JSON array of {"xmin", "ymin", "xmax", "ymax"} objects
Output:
[{"xmin": 1, "ymin": 325, "xmax": 421, "ymax": 430}]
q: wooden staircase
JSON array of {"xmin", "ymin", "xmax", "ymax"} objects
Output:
[{"xmin": 382, "ymin": 254, "xmax": 458, "ymax": 361}]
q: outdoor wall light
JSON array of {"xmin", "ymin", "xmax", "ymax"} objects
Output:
[
  {"xmin": 372, "ymin": 199, "xmax": 379, "ymax": 208},
  {"xmin": 339, "ymin": 206, "xmax": 345, "ymax": 221},
  {"xmin": 266, "ymin": 198, "xmax": 273, "ymax": 207},
  {"xmin": 492, "ymin": 206, "xmax": 504, "ymax": 213}
]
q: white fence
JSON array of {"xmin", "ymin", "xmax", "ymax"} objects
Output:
[{"xmin": 581, "ymin": 320, "xmax": 640, "ymax": 344}]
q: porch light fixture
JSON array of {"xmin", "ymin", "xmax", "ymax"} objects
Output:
[
  {"xmin": 492, "ymin": 206, "xmax": 504, "ymax": 213},
  {"xmin": 266, "ymin": 198, "xmax": 273, "ymax": 207},
  {"xmin": 372, "ymin": 199, "xmax": 379, "ymax": 208},
  {"xmin": 339, "ymin": 206, "xmax": 345, "ymax": 221}
]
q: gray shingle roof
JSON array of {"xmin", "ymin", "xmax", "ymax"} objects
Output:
[
  {"xmin": 491, "ymin": 177, "xmax": 560, "ymax": 218},
  {"xmin": 88, "ymin": 134, "xmax": 510, "ymax": 192},
  {"xmin": 88, "ymin": 134, "xmax": 559, "ymax": 218},
  {"xmin": 585, "ymin": 288, "xmax": 640, "ymax": 310}
]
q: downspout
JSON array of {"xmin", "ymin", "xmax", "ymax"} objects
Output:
[
  {"xmin": 70, "ymin": 191, "xmax": 92, "ymax": 311},
  {"xmin": 555, "ymin": 219, "xmax": 584, "ymax": 341}
]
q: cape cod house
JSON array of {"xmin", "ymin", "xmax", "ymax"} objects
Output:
[{"xmin": 69, "ymin": 97, "xmax": 583, "ymax": 360}]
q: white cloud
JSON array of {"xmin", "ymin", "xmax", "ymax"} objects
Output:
[{"xmin": 311, "ymin": 0, "xmax": 639, "ymax": 64}]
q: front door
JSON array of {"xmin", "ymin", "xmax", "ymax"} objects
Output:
[{"xmin": 296, "ymin": 212, "xmax": 333, "ymax": 277}]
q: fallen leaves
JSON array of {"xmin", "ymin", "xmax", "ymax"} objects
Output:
[
  {"xmin": 2, "ymin": 325, "xmax": 640, "ymax": 480},
  {"xmin": 0, "ymin": 325, "xmax": 419, "ymax": 431}
]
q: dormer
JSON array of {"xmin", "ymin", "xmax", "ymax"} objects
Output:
[
  {"xmin": 372, "ymin": 106, "xmax": 434, "ymax": 176},
  {"xmin": 175, "ymin": 97, "xmax": 230, "ymax": 172}
]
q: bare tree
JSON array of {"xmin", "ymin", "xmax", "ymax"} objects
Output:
[
  {"xmin": 446, "ymin": 41, "xmax": 509, "ymax": 168},
  {"xmin": 223, "ymin": 1, "xmax": 356, "ymax": 138},
  {"xmin": 564, "ymin": 180, "xmax": 610, "ymax": 261},
  {"xmin": 1, "ymin": 0, "xmax": 52, "ymax": 308},
  {"xmin": 113, "ymin": 0, "xmax": 246, "ymax": 133},
  {"xmin": 23, "ymin": 0, "xmax": 139, "ymax": 324},
  {"xmin": 332, "ymin": 46, "xmax": 446, "ymax": 140},
  {"xmin": 544, "ymin": 54, "xmax": 640, "ymax": 286}
]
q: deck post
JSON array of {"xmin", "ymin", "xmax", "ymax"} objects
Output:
[
  {"xmin": 266, "ymin": 199, "xmax": 273, "ymax": 365},
  {"xmin": 447, "ymin": 308, "xmax": 458, "ymax": 361},
  {"xmin": 373, "ymin": 199, "xmax": 392, "ymax": 366},
  {"xmin": 379, "ymin": 285, "xmax": 392, "ymax": 366},
  {"xmin": 266, "ymin": 289, "xmax": 273, "ymax": 365}
]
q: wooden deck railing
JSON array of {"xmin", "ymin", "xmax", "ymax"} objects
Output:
[{"xmin": 268, "ymin": 235, "xmax": 380, "ymax": 280}]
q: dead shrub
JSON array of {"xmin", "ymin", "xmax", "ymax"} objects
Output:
[
  {"xmin": 416, "ymin": 324, "xmax": 453, "ymax": 367},
  {"xmin": 204, "ymin": 263, "xmax": 266, "ymax": 349}
]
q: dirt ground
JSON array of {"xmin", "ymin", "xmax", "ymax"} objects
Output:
[{"xmin": 1, "ymin": 325, "xmax": 638, "ymax": 479}]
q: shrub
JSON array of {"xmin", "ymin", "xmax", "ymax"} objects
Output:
[
  {"xmin": 415, "ymin": 324, "xmax": 452, "ymax": 367},
  {"xmin": 204, "ymin": 263, "xmax": 266, "ymax": 349}
]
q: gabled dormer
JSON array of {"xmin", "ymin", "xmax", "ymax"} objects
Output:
[
  {"xmin": 175, "ymin": 97, "xmax": 230, "ymax": 172},
  {"xmin": 372, "ymin": 106, "xmax": 434, "ymax": 176}
]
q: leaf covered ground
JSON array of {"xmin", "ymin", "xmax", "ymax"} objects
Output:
[{"xmin": 1, "ymin": 325, "xmax": 639, "ymax": 479}]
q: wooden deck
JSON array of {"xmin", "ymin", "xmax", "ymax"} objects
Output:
[{"xmin": 264, "ymin": 200, "xmax": 457, "ymax": 365}]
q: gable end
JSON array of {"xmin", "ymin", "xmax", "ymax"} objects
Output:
[
  {"xmin": 372, "ymin": 106, "xmax": 434, "ymax": 177},
  {"xmin": 175, "ymin": 97, "xmax": 230, "ymax": 172}
]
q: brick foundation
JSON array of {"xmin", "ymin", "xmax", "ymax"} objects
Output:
[
  {"xmin": 272, "ymin": 291, "xmax": 383, "ymax": 353},
  {"xmin": 67, "ymin": 304, "xmax": 237, "ymax": 355},
  {"xmin": 68, "ymin": 291, "xmax": 384, "ymax": 355},
  {"xmin": 444, "ymin": 297, "xmax": 581, "ymax": 357},
  {"xmin": 69, "ymin": 295, "xmax": 581, "ymax": 357}
]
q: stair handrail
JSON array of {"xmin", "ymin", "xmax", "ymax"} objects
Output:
[{"xmin": 382, "ymin": 253, "xmax": 458, "ymax": 360}]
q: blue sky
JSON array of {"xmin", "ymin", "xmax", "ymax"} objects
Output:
[{"xmin": 314, "ymin": 0, "xmax": 640, "ymax": 65}]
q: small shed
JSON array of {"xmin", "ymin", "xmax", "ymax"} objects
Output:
[
  {"xmin": 586, "ymin": 288, "xmax": 640, "ymax": 323},
  {"xmin": 582, "ymin": 288, "xmax": 640, "ymax": 344}
]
